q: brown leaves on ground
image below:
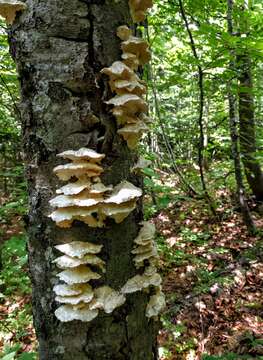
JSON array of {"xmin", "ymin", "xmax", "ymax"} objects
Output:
[{"xmin": 154, "ymin": 193, "xmax": 263, "ymax": 360}]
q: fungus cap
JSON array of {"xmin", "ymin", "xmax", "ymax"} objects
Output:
[
  {"xmin": 0, "ymin": 0, "xmax": 27, "ymax": 24},
  {"xmin": 116, "ymin": 25, "xmax": 132, "ymax": 41},
  {"xmin": 89, "ymin": 182, "xmax": 113, "ymax": 194},
  {"xmin": 55, "ymin": 241, "xmax": 102, "ymax": 258},
  {"xmin": 121, "ymin": 37, "xmax": 151, "ymax": 65},
  {"xmin": 131, "ymin": 243, "xmax": 153, "ymax": 254},
  {"xmin": 56, "ymin": 265, "xmax": 101, "ymax": 285},
  {"xmin": 50, "ymin": 192, "xmax": 104, "ymax": 209},
  {"xmin": 117, "ymin": 121, "xmax": 148, "ymax": 149},
  {"xmin": 106, "ymin": 94, "xmax": 148, "ymax": 114},
  {"xmin": 55, "ymin": 304, "xmax": 98, "ymax": 322},
  {"xmin": 53, "ymin": 162, "xmax": 103, "ymax": 181},
  {"xmin": 133, "ymin": 247, "xmax": 158, "ymax": 264},
  {"xmin": 104, "ymin": 181, "xmax": 142, "ymax": 205},
  {"xmin": 53, "ymin": 254, "xmax": 105, "ymax": 271},
  {"xmin": 121, "ymin": 272, "xmax": 162, "ymax": 294},
  {"xmin": 101, "ymin": 61, "xmax": 134, "ymax": 80},
  {"xmin": 110, "ymin": 78, "xmax": 146, "ymax": 96},
  {"xmin": 146, "ymin": 290, "xmax": 166, "ymax": 318},
  {"xmin": 55, "ymin": 286, "xmax": 94, "ymax": 305},
  {"xmin": 89, "ymin": 286, "xmax": 126, "ymax": 314},
  {"xmin": 134, "ymin": 221, "xmax": 156, "ymax": 244},
  {"xmin": 102, "ymin": 201, "xmax": 136, "ymax": 223},
  {"xmin": 129, "ymin": 0, "xmax": 153, "ymax": 22},
  {"xmin": 57, "ymin": 148, "xmax": 105, "ymax": 163},
  {"xmin": 112, "ymin": 107, "xmax": 140, "ymax": 126},
  {"xmin": 121, "ymin": 52, "xmax": 140, "ymax": 70},
  {"xmin": 56, "ymin": 179, "xmax": 92, "ymax": 196},
  {"xmin": 50, "ymin": 207, "xmax": 105, "ymax": 228},
  {"xmin": 53, "ymin": 283, "xmax": 91, "ymax": 297}
]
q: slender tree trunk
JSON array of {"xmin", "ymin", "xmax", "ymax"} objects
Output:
[
  {"xmin": 238, "ymin": 1, "xmax": 263, "ymax": 201},
  {"xmin": 9, "ymin": 1, "xmax": 157, "ymax": 359},
  {"xmin": 178, "ymin": 0, "xmax": 217, "ymax": 216},
  {"xmin": 227, "ymin": 0, "xmax": 255, "ymax": 234}
]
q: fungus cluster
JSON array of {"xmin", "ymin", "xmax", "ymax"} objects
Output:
[
  {"xmin": 54, "ymin": 241, "xmax": 126, "ymax": 322},
  {"xmin": 50, "ymin": 148, "xmax": 142, "ymax": 228},
  {"xmin": 101, "ymin": 25, "xmax": 152, "ymax": 149},
  {"xmin": 48, "ymin": 0, "xmax": 165, "ymax": 323},
  {"xmin": 0, "ymin": 0, "xmax": 27, "ymax": 24},
  {"xmin": 49, "ymin": 148, "xmax": 143, "ymax": 321},
  {"xmin": 121, "ymin": 222, "xmax": 165, "ymax": 318}
]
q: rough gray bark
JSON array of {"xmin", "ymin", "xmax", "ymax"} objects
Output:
[{"xmin": 9, "ymin": 1, "xmax": 158, "ymax": 359}]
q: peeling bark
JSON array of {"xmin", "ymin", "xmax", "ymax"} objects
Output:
[{"xmin": 9, "ymin": 1, "xmax": 157, "ymax": 359}]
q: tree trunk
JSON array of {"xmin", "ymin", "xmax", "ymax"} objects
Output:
[
  {"xmin": 9, "ymin": 1, "xmax": 158, "ymax": 359},
  {"xmin": 227, "ymin": 0, "xmax": 255, "ymax": 234},
  {"xmin": 238, "ymin": 53, "xmax": 263, "ymax": 201},
  {"xmin": 238, "ymin": 1, "xmax": 263, "ymax": 202}
]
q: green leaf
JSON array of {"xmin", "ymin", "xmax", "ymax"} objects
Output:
[
  {"xmin": 1, "ymin": 352, "xmax": 17, "ymax": 360},
  {"xmin": 17, "ymin": 353, "xmax": 37, "ymax": 360}
]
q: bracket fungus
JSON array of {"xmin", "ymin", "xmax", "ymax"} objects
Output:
[
  {"xmin": 132, "ymin": 221, "xmax": 158, "ymax": 268},
  {"xmin": 55, "ymin": 241, "xmax": 102, "ymax": 258},
  {"xmin": 101, "ymin": 181, "xmax": 142, "ymax": 223},
  {"xmin": 121, "ymin": 35, "xmax": 151, "ymax": 67},
  {"xmin": 0, "ymin": 0, "xmax": 27, "ymax": 24},
  {"xmin": 53, "ymin": 240, "xmax": 108, "ymax": 322},
  {"xmin": 101, "ymin": 26, "xmax": 151, "ymax": 149},
  {"xmin": 89, "ymin": 286, "xmax": 126, "ymax": 314},
  {"xmin": 121, "ymin": 220, "xmax": 165, "ymax": 318},
  {"xmin": 121, "ymin": 271, "xmax": 162, "ymax": 294},
  {"xmin": 128, "ymin": 0, "xmax": 153, "ymax": 23},
  {"xmin": 57, "ymin": 148, "xmax": 105, "ymax": 163},
  {"xmin": 146, "ymin": 289, "xmax": 166, "ymax": 318},
  {"xmin": 55, "ymin": 304, "xmax": 99, "ymax": 323},
  {"xmin": 57, "ymin": 265, "xmax": 101, "ymax": 285},
  {"xmin": 117, "ymin": 121, "xmax": 148, "ymax": 149}
]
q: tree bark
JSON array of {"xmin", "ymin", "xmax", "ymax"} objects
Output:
[
  {"xmin": 238, "ymin": 1, "xmax": 263, "ymax": 201},
  {"xmin": 9, "ymin": 1, "xmax": 158, "ymax": 359},
  {"xmin": 238, "ymin": 53, "xmax": 263, "ymax": 201}
]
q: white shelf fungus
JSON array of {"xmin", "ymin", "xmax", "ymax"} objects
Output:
[
  {"xmin": 90, "ymin": 286, "xmax": 126, "ymax": 314},
  {"xmin": 104, "ymin": 181, "xmax": 142, "ymax": 205},
  {"xmin": 55, "ymin": 241, "xmax": 102, "ymax": 258},
  {"xmin": 53, "ymin": 283, "xmax": 91, "ymax": 297},
  {"xmin": 56, "ymin": 265, "xmax": 101, "ymax": 285},
  {"xmin": 57, "ymin": 148, "xmax": 105, "ymax": 163},
  {"xmin": 146, "ymin": 290, "xmax": 166, "ymax": 318},
  {"xmin": 55, "ymin": 304, "xmax": 98, "ymax": 323},
  {"xmin": 121, "ymin": 271, "xmax": 162, "ymax": 294},
  {"xmin": 0, "ymin": 0, "xmax": 27, "ymax": 24},
  {"xmin": 134, "ymin": 221, "xmax": 156, "ymax": 245},
  {"xmin": 50, "ymin": 207, "xmax": 105, "ymax": 228},
  {"xmin": 53, "ymin": 162, "xmax": 103, "ymax": 181},
  {"xmin": 101, "ymin": 61, "xmax": 134, "ymax": 80},
  {"xmin": 55, "ymin": 285, "xmax": 94, "ymax": 305},
  {"xmin": 101, "ymin": 26, "xmax": 151, "ymax": 149},
  {"xmin": 54, "ymin": 254, "xmax": 105, "ymax": 271},
  {"xmin": 117, "ymin": 121, "xmax": 148, "ymax": 149}
]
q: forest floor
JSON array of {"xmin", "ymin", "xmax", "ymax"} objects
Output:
[
  {"xmin": 154, "ymin": 189, "xmax": 263, "ymax": 360},
  {"xmin": 0, "ymin": 182, "xmax": 263, "ymax": 360}
]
